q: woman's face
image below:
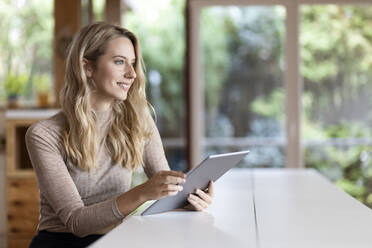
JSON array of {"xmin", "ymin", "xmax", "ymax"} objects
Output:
[{"xmin": 87, "ymin": 37, "xmax": 137, "ymax": 110}]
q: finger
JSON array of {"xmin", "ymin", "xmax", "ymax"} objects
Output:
[
  {"xmin": 188, "ymin": 194, "xmax": 208, "ymax": 210},
  {"xmin": 166, "ymin": 190, "xmax": 179, "ymax": 196},
  {"xmin": 195, "ymin": 189, "xmax": 212, "ymax": 205},
  {"xmin": 184, "ymin": 203, "xmax": 196, "ymax": 211},
  {"xmin": 187, "ymin": 195, "xmax": 204, "ymax": 211},
  {"xmin": 187, "ymin": 196, "xmax": 203, "ymax": 211},
  {"xmin": 163, "ymin": 175, "xmax": 186, "ymax": 185},
  {"xmin": 160, "ymin": 170, "xmax": 186, "ymax": 179},
  {"xmin": 157, "ymin": 190, "xmax": 178, "ymax": 199},
  {"xmin": 162, "ymin": 184, "xmax": 183, "ymax": 192},
  {"xmin": 207, "ymin": 181, "xmax": 214, "ymax": 197}
]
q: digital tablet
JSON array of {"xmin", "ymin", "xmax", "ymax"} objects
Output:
[{"xmin": 141, "ymin": 150, "xmax": 250, "ymax": 216}]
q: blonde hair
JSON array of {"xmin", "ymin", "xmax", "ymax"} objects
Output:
[{"xmin": 60, "ymin": 22, "xmax": 153, "ymax": 171}]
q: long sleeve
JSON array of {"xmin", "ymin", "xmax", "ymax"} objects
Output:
[
  {"xmin": 25, "ymin": 122, "xmax": 124, "ymax": 237},
  {"xmin": 143, "ymin": 118, "xmax": 171, "ymax": 178}
]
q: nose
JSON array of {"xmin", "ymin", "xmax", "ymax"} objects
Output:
[{"xmin": 124, "ymin": 62, "xmax": 136, "ymax": 79}]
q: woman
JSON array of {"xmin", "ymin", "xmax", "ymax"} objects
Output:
[{"xmin": 26, "ymin": 22, "xmax": 214, "ymax": 248}]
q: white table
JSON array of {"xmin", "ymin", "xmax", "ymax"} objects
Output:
[
  {"xmin": 90, "ymin": 169, "xmax": 372, "ymax": 248},
  {"xmin": 253, "ymin": 169, "xmax": 372, "ymax": 248}
]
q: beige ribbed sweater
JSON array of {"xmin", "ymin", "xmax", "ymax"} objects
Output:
[{"xmin": 25, "ymin": 110, "xmax": 169, "ymax": 237}]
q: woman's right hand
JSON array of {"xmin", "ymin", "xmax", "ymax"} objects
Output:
[{"xmin": 139, "ymin": 170, "xmax": 186, "ymax": 201}]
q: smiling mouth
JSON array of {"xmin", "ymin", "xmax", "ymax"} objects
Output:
[{"xmin": 117, "ymin": 82, "xmax": 131, "ymax": 91}]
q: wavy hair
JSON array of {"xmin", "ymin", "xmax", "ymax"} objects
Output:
[{"xmin": 60, "ymin": 22, "xmax": 153, "ymax": 171}]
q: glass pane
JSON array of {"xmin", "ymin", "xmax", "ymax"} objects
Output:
[
  {"xmin": 124, "ymin": 0, "xmax": 186, "ymax": 171},
  {"xmin": 300, "ymin": 5, "xmax": 372, "ymax": 207},
  {"xmin": 0, "ymin": 0, "xmax": 54, "ymax": 107},
  {"xmin": 200, "ymin": 6, "xmax": 286, "ymax": 167}
]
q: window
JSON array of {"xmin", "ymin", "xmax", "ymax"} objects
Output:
[
  {"xmin": 0, "ymin": 0, "xmax": 54, "ymax": 107},
  {"xmin": 300, "ymin": 4, "xmax": 372, "ymax": 207},
  {"xmin": 189, "ymin": 0, "xmax": 372, "ymax": 208},
  {"xmin": 200, "ymin": 6, "xmax": 286, "ymax": 167},
  {"xmin": 124, "ymin": 0, "xmax": 186, "ymax": 171}
]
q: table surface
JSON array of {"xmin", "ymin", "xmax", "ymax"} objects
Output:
[
  {"xmin": 5, "ymin": 109, "xmax": 60, "ymax": 119},
  {"xmin": 90, "ymin": 169, "xmax": 372, "ymax": 248}
]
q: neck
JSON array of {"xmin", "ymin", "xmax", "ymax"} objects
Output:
[{"xmin": 90, "ymin": 93, "xmax": 114, "ymax": 112}]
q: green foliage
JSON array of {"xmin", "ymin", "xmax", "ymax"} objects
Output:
[
  {"xmin": 200, "ymin": 8, "xmax": 229, "ymax": 112},
  {"xmin": 33, "ymin": 74, "xmax": 52, "ymax": 94},
  {"xmin": 301, "ymin": 5, "xmax": 372, "ymax": 126},
  {"xmin": 125, "ymin": 0, "xmax": 186, "ymax": 137},
  {"xmin": 93, "ymin": 0, "xmax": 105, "ymax": 21},
  {"xmin": 201, "ymin": 6, "xmax": 285, "ymax": 137},
  {"xmin": 305, "ymin": 144, "xmax": 372, "ymax": 207},
  {"xmin": 337, "ymin": 178, "xmax": 366, "ymax": 199},
  {"xmin": 326, "ymin": 122, "xmax": 371, "ymax": 138},
  {"xmin": 301, "ymin": 5, "xmax": 372, "ymax": 85},
  {"xmin": 250, "ymin": 89, "xmax": 284, "ymax": 120},
  {"xmin": 4, "ymin": 73, "xmax": 27, "ymax": 97}
]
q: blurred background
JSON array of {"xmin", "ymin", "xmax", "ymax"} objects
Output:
[{"xmin": 1, "ymin": 0, "xmax": 372, "ymax": 247}]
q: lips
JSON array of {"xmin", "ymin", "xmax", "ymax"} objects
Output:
[{"xmin": 117, "ymin": 82, "xmax": 131, "ymax": 91}]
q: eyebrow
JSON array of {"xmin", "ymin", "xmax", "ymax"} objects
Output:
[{"xmin": 112, "ymin": 55, "xmax": 136, "ymax": 62}]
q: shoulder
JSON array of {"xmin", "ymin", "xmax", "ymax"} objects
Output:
[
  {"xmin": 144, "ymin": 115, "xmax": 163, "ymax": 147},
  {"xmin": 146, "ymin": 115, "xmax": 159, "ymax": 136},
  {"xmin": 26, "ymin": 111, "xmax": 67, "ymax": 144}
]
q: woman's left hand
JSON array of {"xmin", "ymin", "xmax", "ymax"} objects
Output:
[{"xmin": 184, "ymin": 181, "xmax": 214, "ymax": 211}]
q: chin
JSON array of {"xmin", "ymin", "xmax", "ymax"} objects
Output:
[{"xmin": 115, "ymin": 93, "xmax": 128, "ymax": 101}]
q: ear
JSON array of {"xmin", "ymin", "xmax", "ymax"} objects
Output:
[{"xmin": 82, "ymin": 58, "xmax": 93, "ymax": 78}]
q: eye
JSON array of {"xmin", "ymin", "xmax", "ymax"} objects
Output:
[
  {"xmin": 114, "ymin": 60, "xmax": 124, "ymax": 65},
  {"xmin": 131, "ymin": 62, "xmax": 136, "ymax": 67}
]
